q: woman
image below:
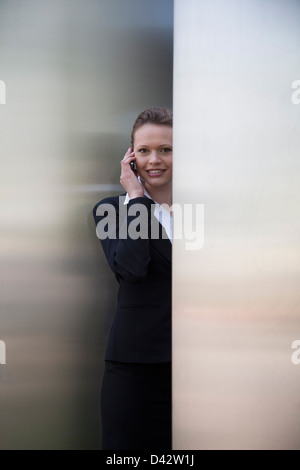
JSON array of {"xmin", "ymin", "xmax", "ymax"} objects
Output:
[{"xmin": 93, "ymin": 107, "xmax": 172, "ymax": 450}]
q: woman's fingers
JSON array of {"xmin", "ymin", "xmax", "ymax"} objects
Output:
[
  {"xmin": 123, "ymin": 146, "xmax": 134, "ymax": 159},
  {"xmin": 121, "ymin": 147, "xmax": 136, "ymax": 170},
  {"xmin": 120, "ymin": 147, "xmax": 143, "ymax": 198},
  {"xmin": 121, "ymin": 147, "xmax": 135, "ymax": 177}
]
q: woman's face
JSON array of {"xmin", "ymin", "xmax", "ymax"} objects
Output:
[{"xmin": 133, "ymin": 124, "xmax": 173, "ymax": 191}]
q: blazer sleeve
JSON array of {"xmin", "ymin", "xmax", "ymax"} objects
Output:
[{"xmin": 93, "ymin": 195, "xmax": 154, "ymax": 283}]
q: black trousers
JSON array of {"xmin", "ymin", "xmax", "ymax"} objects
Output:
[{"xmin": 101, "ymin": 361, "xmax": 172, "ymax": 450}]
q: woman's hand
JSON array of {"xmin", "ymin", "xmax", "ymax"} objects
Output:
[{"xmin": 120, "ymin": 147, "xmax": 144, "ymax": 199}]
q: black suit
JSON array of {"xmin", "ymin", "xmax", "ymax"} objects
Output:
[
  {"xmin": 93, "ymin": 194, "xmax": 172, "ymax": 450},
  {"xmin": 93, "ymin": 194, "xmax": 172, "ymax": 363}
]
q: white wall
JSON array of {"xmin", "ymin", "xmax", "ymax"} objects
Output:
[{"xmin": 173, "ymin": 0, "xmax": 300, "ymax": 450}]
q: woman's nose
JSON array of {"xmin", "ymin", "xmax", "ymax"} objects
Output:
[{"xmin": 149, "ymin": 151, "xmax": 161, "ymax": 163}]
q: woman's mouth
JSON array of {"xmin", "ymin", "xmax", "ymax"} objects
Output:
[{"xmin": 146, "ymin": 169, "xmax": 166, "ymax": 177}]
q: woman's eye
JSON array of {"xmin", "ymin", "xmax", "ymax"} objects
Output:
[{"xmin": 137, "ymin": 148, "xmax": 172, "ymax": 154}]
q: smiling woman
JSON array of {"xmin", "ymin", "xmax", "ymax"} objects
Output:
[
  {"xmin": 121, "ymin": 107, "xmax": 173, "ymax": 206},
  {"xmin": 93, "ymin": 107, "xmax": 173, "ymax": 450},
  {"xmin": 133, "ymin": 124, "xmax": 173, "ymax": 206}
]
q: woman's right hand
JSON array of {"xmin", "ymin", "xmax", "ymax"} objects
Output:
[{"xmin": 120, "ymin": 147, "xmax": 144, "ymax": 199}]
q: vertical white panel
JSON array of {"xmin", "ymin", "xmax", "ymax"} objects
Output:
[{"xmin": 173, "ymin": 0, "xmax": 300, "ymax": 449}]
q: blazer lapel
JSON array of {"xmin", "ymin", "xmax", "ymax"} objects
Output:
[{"xmin": 150, "ymin": 211, "xmax": 172, "ymax": 263}]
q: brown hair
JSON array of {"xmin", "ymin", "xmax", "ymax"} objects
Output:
[{"xmin": 131, "ymin": 107, "xmax": 173, "ymax": 145}]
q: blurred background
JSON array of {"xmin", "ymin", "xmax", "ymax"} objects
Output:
[{"xmin": 0, "ymin": 0, "xmax": 173, "ymax": 449}]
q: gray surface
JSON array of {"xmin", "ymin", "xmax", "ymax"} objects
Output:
[{"xmin": 0, "ymin": 0, "xmax": 173, "ymax": 449}]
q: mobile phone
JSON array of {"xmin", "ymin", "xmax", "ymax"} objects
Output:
[
  {"xmin": 129, "ymin": 142, "xmax": 136, "ymax": 172},
  {"xmin": 130, "ymin": 160, "xmax": 137, "ymax": 172}
]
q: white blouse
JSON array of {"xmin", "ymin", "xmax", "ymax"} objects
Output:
[{"xmin": 123, "ymin": 181, "xmax": 173, "ymax": 244}]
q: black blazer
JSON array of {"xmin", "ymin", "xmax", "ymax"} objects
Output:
[{"xmin": 93, "ymin": 195, "xmax": 171, "ymax": 363}]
